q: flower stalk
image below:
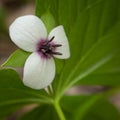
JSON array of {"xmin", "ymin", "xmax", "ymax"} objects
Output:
[
  {"xmin": 53, "ymin": 100, "xmax": 66, "ymax": 120},
  {"xmin": 47, "ymin": 84, "xmax": 53, "ymax": 95}
]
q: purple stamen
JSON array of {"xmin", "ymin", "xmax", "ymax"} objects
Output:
[
  {"xmin": 51, "ymin": 51, "xmax": 62, "ymax": 55},
  {"xmin": 47, "ymin": 36, "xmax": 55, "ymax": 43},
  {"xmin": 37, "ymin": 36, "xmax": 62, "ymax": 58},
  {"xmin": 52, "ymin": 44, "xmax": 62, "ymax": 47}
]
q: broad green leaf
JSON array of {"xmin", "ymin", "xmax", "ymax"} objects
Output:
[
  {"xmin": 65, "ymin": 33, "xmax": 120, "ymax": 87},
  {"xmin": 35, "ymin": 0, "xmax": 59, "ymax": 23},
  {"xmin": 82, "ymin": 99, "xmax": 120, "ymax": 120},
  {"xmin": 18, "ymin": 105, "xmax": 59, "ymax": 120},
  {"xmin": 56, "ymin": 0, "xmax": 120, "ymax": 95},
  {"xmin": 78, "ymin": 73, "xmax": 120, "ymax": 85},
  {"xmin": 0, "ymin": 104, "xmax": 25, "ymax": 119},
  {"xmin": 61, "ymin": 95, "xmax": 90, "ymax": 111},
  {"xmin": 2, "ymin": 49, "xmax": 31, "ymax": 67},
  {"xmin": 78, "ymin": 53, "xmax": 120, "ymax": 85},
  {"xmin": 35, "ymin": 0, "xmax": 120, "ymax": 96},
  {"xmin": 41, "ymin": 11, "xmax": 56, "ymax": 32},
  {"xmin": 0, "ymin": 69, "xmax": 51, "ymax": 118},
  {"xmin": 61, "ymin": 95, "xmax": 102, "ymax": 120},
  {"xmin": 61, "ymin": 95, "xmax": 120, "ymax": 120}
]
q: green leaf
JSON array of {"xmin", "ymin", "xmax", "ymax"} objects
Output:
[
  {"xmin": 41, "ymin": 11, "xmax": 56, "ymax": 32},
  {"xmin": 82, "ymin": 99, "xmax": 120, "ymax": 120},
  {"xmin": 46, "ymin": 0, "xmax": 120, "ymax": 95},
  {"xmin": 2, "ymin": 49, "xmax": 31, "ymax": 67},
  {"xmin": 35, "ymin": 0, "xmax": 58, "ymax": 22},
  {"xmin": 61, "ymin": 95, "xmax": 120, "ymax": 120},
  {"xmin": 35, "ymin": 0, "xmax": 57, "ymax": 32},
  {"xmin": 19, "ymin": 105, "xmax": 59, "ymax": 120},
  {"xmin": 35, "ymin": 0, "xmax": 120, "ymax": 97},
  {"xmin": 0, "ymin": 104, "xmax": 24, "ymax": 119},
  {"xmin": 65, "ymin": 33, "xmax": 120, "ymax": 87},
  {"xmin": 0, "ymin": 69, "xmax": 51, "ymax": 118},
  {"xmin": 61, "ymin": 95, "xmax": 102, "ymax": 120},
  {"xmin": 78, "ymin": 73, "xmax": 120, "ymax": 85}
]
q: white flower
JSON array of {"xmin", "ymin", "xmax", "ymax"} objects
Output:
[{"xmin": 9, "ymin": 15, "xmax": 70, "ymax": 89}]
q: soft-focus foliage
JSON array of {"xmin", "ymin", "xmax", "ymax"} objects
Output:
[{"xmin": 0, "ymin": 0, "xmax": 120, "ymax": 119}]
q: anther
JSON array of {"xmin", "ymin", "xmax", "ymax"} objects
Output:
[
  {"xmin": 47, "ymin": 36, "xmax": 55, "ymax": 43},
  {"xmin": 51, "ymin": 51, "xmax": 62, "ymax": 55},
  {"xmin": 38, "ymin": 36, "xmax": 62, "ymax": 58},
  {"xmin": 52, "ymin": 44, "xmax": 62, "ymax": 47}
]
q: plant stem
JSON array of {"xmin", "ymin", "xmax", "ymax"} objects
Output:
[
  {"xmin": 48, "ymin": 84, "xmax": 53, "ymax": 95},
  {"xmin": 54, "ymin": 100, "xmax": 66, "ymax": 120}
]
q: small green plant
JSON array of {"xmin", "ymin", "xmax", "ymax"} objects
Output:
[{"xmin": 0, "ymin": 0, "xmax": 120, "ymax": 120}]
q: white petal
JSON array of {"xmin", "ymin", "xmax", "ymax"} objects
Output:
[
  {"xmin": 23, "ymin": 52, "xmax": 55, "ymax": 89},
  {"xmin": 9, "ymin": 15, "xmax": 47, "ymax": 52},
  {"xmin": 48, "ymin": 25, "xmax": 70, "ymax": 59}
]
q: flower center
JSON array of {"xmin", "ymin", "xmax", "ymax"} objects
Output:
[{"xmin": 37, "ymin": 36, "xmax": 62, "ymax": 58}]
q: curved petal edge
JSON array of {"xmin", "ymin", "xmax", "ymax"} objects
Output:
[
  {"xmin": 23, "ymin": 52, "xmax": 55, "ymax": 89},
  {"xmin": 48, "ymin": 25, "xmax": 70, "ymax": 59},
  {"xmin": 9, "ymin": 15, "xmax": 47, "ymax": 52}
]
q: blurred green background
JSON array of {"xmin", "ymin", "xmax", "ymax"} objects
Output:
[
  {"xmin": 0, "ymin": 0, "xmax": 34, "ymax": 66},
  {"xmin": 0, "ymin": 0, "xmax": 120, "ymax": 120}
]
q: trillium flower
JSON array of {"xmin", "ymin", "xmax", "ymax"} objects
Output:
[{"xmin": 9, "ymin": 15, "xmax": 70, "ymax": 89}]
